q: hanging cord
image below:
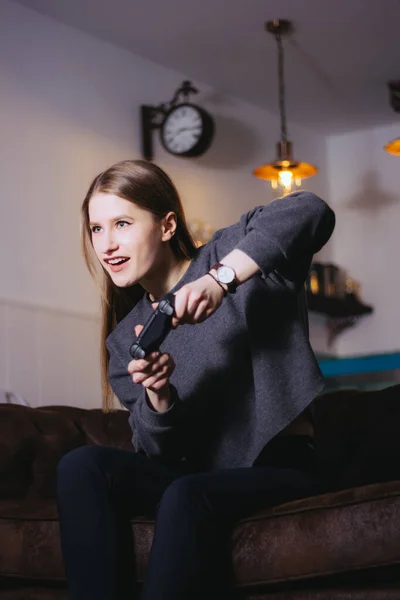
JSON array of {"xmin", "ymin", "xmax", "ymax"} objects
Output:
[{"xmin": 276, "ymin": 33, "xmax": 288, "ymax": 143}]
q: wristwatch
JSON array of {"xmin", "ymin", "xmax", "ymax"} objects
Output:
[{"xmin": 209, "ymin": 262, "xmax": 237, "ymax": 294}]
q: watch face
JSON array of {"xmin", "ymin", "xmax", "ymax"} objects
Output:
[
  {"xmin": 162, "ymin": 105, "xmax": 203, "ymax": 155},
  {"xmin": 217, "ymin": 265, "xmax": 235, "ymax": 285}
]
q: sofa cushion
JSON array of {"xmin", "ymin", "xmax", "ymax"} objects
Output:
[
  {"xmin": 0, "ymin": 498, "xmax": 154, "ymax": 584},
  {"xmin": 232, "ymin": 479, "xmax": 400, "ymax": 590},
  {"xmin": 2, "ymin": 481, "xmax": 400, "ymax": 590},
  {"xmin": 0, "ymin": 500, "xmax": 64, "ymax": 582}
]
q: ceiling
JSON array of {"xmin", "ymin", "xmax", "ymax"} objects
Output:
[{"xmin": 14, "ymin": 0, "xmax": 400, "ymax": 134}]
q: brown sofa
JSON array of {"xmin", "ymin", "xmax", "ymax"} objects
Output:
[{"xmin": 1, "ymin": 385, "xmax": 400, "ymax": 599}]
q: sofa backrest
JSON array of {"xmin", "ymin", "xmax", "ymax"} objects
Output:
[
  {"xmin": 313, "ymin": 384, "xmax": 400, "ymax": 489},
  {"xmin": 1, "ymin": 384, "xmax": 400, "ymax": 500},
  {"xmin": 0, "ymin": 404, "xmax": 133, "ymax": 500}
]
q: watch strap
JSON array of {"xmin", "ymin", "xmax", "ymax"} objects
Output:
[{"xmin": 206, "ymin": 272, "xmax": 227, "ymax": 295}]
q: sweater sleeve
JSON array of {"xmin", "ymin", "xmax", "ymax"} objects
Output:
[
  {"xmin": 107, "ymin": 340, "xmax": 185, "ymax": 461},
  {"xmin": 215, "ymin": 191, "xmax": 335, "ymax": 288}
]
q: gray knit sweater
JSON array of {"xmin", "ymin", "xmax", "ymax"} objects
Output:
[{"xmin": 106, "ymin": 191, "xmax": 335, "ymax": 470}]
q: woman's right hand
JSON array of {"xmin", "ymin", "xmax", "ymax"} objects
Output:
[{"xmin": 127, "ymin": 325, "xmax": 176, "ymax": 412}]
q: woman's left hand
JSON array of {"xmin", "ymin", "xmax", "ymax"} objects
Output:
[{"xmin": 169, "ymin": 274, "xmax": 225, "ymax": 327}]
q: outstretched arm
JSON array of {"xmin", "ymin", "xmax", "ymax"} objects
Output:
[{"xmin": 173, "ymin": 191, "xmax": 335, "ymax": 324}]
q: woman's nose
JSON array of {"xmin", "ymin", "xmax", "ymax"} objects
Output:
[{"xmin": 103, "ymin": 232, "xmax": 119, "ymax": 254}]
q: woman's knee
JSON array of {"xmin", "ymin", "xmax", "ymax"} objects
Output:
[
  {"xmin": 56, "ymin": 446, "xmax": 152, "ymax": 509},
  {"xmin": 57, "ymin": 445, "xmax": 109, "ymax": 488},
  {"xmin": 159, "ymin": 474, "xmax": 209, "ymax": 516}
]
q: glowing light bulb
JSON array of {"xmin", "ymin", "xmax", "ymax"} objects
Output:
[{"xmin": 278, "ymin": 170, "xmax": 293, "ymax": 190}]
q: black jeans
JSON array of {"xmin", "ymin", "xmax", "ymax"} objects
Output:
[{"xmin": 56, "ymin": 436, "xmax": 324, "ymax": 600}]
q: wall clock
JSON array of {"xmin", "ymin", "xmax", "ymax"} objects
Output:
[
  {"xmin": 160, "ymin": 103, "xmax": 214, "ymax": 157},
  {"xmin": 140, "ymin": 81, "xmax": 215, "ymax": 160}
]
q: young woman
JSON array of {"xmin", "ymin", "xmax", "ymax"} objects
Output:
[{"xmin": 57, "ymin": 159, "xmax": 335, "ymax": 600}]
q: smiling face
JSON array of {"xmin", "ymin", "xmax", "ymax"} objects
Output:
[{"xmin": 88, "ymin": 192, "xmax": 170, "ymax": 288}]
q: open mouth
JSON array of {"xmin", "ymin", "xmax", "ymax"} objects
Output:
[
  {"xmin": 104, "ymin": 257, "xmax": 130, "ymax": 272},
  {"xmin": 105, "ymin": 258, "xmax": 129, "ymax": 266}
]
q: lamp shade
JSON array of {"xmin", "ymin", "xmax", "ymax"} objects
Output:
[
  {"xmin": 253, "ymin": 140, "xmax": 318, "ymax": 191},
  {"xmin": 384, "ymin": 138, "xmax": 400, "ymax": 156}
]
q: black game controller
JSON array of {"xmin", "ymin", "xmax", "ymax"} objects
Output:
[{"xmin": 129, "ymin": 293, "xmax": 175, "ymax": 360}]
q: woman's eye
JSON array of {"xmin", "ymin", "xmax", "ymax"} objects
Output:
[
  {"xmin": 116, "ymin": 220, "xmax": 130, "ymax": 228},
  {"xmin": 91, "ymin": 225, "xmax": 101, "ymax": 233}
]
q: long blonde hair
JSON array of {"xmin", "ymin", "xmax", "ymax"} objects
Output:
[{"xmin": 81, "ymin": 160, "xmax": 197, "ymax": 411}]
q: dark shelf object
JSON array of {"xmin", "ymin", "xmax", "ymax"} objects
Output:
[{"xmin": 307, "ymin": 292, "xmax": 373, "ymax": 319}]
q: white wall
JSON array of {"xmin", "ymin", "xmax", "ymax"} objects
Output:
[
  {"xmin": 0, "ymin": 0, "xmax": 331, "ymax": 406},
  {"xmin": 0, "ymin": 298, "xmax": 101, "ymax": 408},
  {"xmin": 326, "ymin": 123, "xmax": 400, "ymax": 357}
]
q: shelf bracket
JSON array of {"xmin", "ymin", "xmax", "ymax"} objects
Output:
[{"xmin": 327, "ymin": 315, "xmax": 359, "ymax": 347}]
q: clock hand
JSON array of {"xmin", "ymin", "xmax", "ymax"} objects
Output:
[{"xmin": 177, "ymin": 127, "xmax": 200, "ymax": 134}]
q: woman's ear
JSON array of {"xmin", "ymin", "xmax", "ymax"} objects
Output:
[{"xmin": 161, "ymin": 212, "xmax": 177, "ymax": 242}]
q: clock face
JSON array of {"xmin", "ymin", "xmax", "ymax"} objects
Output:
[
  {"xmin": 162, "ymin": 105, "xmax": 204, "ymax": 155},
  {"xmin": 217, "ymin": 265, "xmax": 235, "ymax": 285}
]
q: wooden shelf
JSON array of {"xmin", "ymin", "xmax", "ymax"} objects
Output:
[{"xmin": 307, "ymin": 292, "xmax": 373, "ymax": 319}]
